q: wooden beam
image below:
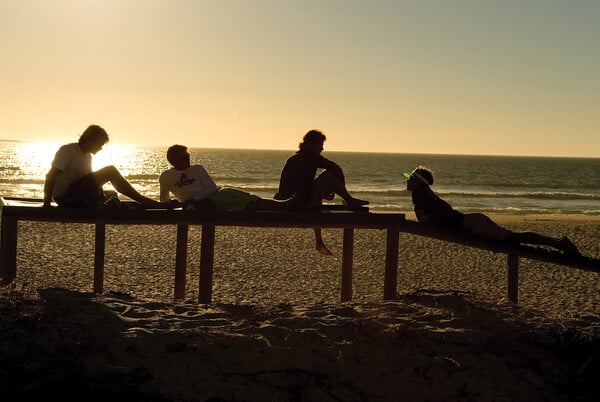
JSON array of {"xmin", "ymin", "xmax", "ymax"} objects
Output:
[
  {"xmin": 199, "ymin": 224, "xmax": 215, "ymax": 304},
  {"xmin": 93, "ymin": 223, "xmax": 105, "ymax": 294},
  {"xmin": 384, "ymin": 228, "xmax": 400, "ymax": 300},
  {"xmin": 174, "ymin": 224, "xmax": 188, "ymax": 300},
  {"xmin": 341, "ymin": 228, "xmax": 354, "ymax": 302},
  {"xmin": 397, "ymin": 220, "xmax": 600, "ymax": 273},
  {"xmin": 0, "ymin": 215, "xmax": 17, "ymax": 282},
  {"xmin": 0, "ymin": 204, "xmax": 406, "ymax": 229}
]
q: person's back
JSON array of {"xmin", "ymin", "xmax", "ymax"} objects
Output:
[
  {"xmin": 49, "ymin": 142, "xmax": 94, "ymax": 203},
  {"xmin": 410, "ymin": 181, "xmax": 464, "ymax": 229},
  {"xmin": 275, "ymin": 130, "xmax": 369, "ymax": 255},
  {"xmin": 276, "ymin": 149, "xmax": 324, "ymax": 202}
]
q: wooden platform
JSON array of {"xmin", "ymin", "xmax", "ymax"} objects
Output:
[
  {"xmin": 2, "ymin": 197, "xmax": 598, "ymax": 305},
  {"xmin": 0, "ymin": 197, "xmax": 406, "ymax": 303}
]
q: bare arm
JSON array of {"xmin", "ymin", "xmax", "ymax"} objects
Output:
[
  {"xmin": 414, "ymin": 206, "xmax": 431, "ymax": 223},
  {"xmin": 159, "ymin": 174, "xmax": 171, "ymax": 202},
  {"xmin": 43, "ymin": 167, "xmax": 62, "ymax": 207},
  {"xmin": 320, "ymin": 158, "xmax": 346, "ymax": 184}
]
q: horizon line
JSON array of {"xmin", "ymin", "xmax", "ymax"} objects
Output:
[{"xmin": 1, "ymin": 139, "xmax": 597, "ymax": 159}]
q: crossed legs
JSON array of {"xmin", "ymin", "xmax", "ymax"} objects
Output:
[{"xmin": 310, "ymin": 170, "xmax": 369, "ymax": 210}]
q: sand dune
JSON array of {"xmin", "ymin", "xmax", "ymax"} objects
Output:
[{"xmin": 1, "ymin": 214, "xmax": 599, "ymax": 400}]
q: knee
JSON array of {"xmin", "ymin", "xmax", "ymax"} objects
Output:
[
  {"xmin": 315, "ymin": 170, "xmax": 341, "ymax": 188},
  {"xmin": 98, "ymin": 165, "xmax": 120, "ymax": 176},
  {"xmin": 98, "ymin": 165, "xmax": 117, "ymax": 172},
  {"xmin": 318, "ymin": 169, "xmax": 338, "ymax": 181},
  {"xmin": 94, "ymin": 165, "xmax": 124, "ymax": 183}
]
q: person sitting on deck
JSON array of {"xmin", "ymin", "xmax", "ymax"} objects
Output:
[
  {"xmin": 404, "ymin": 165, "xmax": 580, "ymax": 256},
  {"xmin": 159, "ymin": 144, "xmax": 295, "ymax": 211},
  {"xmin": 275, "ymin": 129, "xmax": 369, "ymax": 256},
  {"xmin": 44, "ymin": 124, "xmax": 177, "ymax": 209}
]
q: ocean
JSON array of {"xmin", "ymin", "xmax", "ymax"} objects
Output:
[{"xmin": 1, "ymin": 141, "xmax": 600, "ymax": 215}]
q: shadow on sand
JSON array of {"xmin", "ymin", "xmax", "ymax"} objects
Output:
[{"xmin": 0, "ymin": 287, "xmax": 598, "ymax": 401}]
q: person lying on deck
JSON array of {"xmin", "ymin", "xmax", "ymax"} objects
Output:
[
  {"xmin": 275, "ymin": 129, "xmax": 369, "ymax": 256},
  {"xmin": 44, "ymin": 124, "xmax": 177, "ymax": 209},
  {"xmin": 159, "ymin": 144, "xmax": 296, "ymax": 212},
  {"xmin": 404, "ymin": 165, "xmax": 580, "ymax": 256}
]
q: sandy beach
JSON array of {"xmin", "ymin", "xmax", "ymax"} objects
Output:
[{"xmin": 1, "ymin": 213, "xmax": 599, "ymax": 400}]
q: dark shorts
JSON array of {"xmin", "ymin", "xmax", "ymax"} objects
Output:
[{"xmin": 54, "ymin": 174, "xmax": 102, "ymax": 208}]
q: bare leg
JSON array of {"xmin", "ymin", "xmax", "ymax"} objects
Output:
[
  {"xmin": 512, "ymin": 232, "xmax": 579, "ymax": 255},
  {"xmin": 312, "ymin": 170, "xmax": 368, "ymax": 210},
  {"xmin": 314, "ymin": 228, "xmax": 333, "ymax": 256},
  {"xmin": 93, "ymin": 166, "xmax": 171, "ymax": 208}
]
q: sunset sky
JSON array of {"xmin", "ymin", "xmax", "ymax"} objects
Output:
[{"xmin": 1, "ymin": 0, "xmax": 598, "ymax": 157}]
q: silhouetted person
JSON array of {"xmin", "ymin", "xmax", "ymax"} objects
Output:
[
  {"xmin": 275, "ymin": 130, "xmax": 369, "ymax": 255},
  {"xmin": 404, "ymin": 165, "xmax": 579, "ymax": 256},
  {"xmin": 160, "ymin": 144, "xmax": 295, "ymax": 211},
  {"xmin": 44, "ymin": 124, "xmax": 175, "ymax": 209}
]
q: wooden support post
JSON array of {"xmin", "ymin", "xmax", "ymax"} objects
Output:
[
  {"xmin": 507, "ymin": 253, "xmax": 519, "ymax": 304},
  {"xmin": 198, "ymin": 224, "xmax": 215, "ymax": 304},
  {"xmin": 0, "ymin": 215, "xmax": 17, "ymax": 283},
  {"xmin": 384, "ymin": 228, "xmax": 400, "ymax": 300},
  {"xmin": 174, "ymin": 224, "xmax": 189, "ymax": 300},
  {"xmin": 341, "ymin": 228, "xmax": 354, "ymax": 302},
  {"xmin": 93, "ymin": 223, "xmax": 106, "ymax": 294}
]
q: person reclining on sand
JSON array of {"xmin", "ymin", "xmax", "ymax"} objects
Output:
[
  {"xmin": 275, "ymin": 129, "xmax": 369, "ymax": 255},
  {"xmin": 160, "ymin": 144, "xmax": 295, "ymax": 211},
  {"xmin": 44, "ymin": 124, "xmax": 177, "ymax": 209},
  {"xmin": 404, "ymin": 165, "xmax": 580, "ymax": 256}
]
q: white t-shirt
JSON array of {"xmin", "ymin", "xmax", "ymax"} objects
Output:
[
  {"xmin": 51, "ymin": 143, "xmax": 93, "ymax": 197},
  {"xmin": 159, "ymin": 165, "xmax": 218, "ymax": 202}
]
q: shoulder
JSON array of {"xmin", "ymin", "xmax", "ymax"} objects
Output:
[
  {"xmin": 285, "ymin": 152, "xmax": 302, "ymax": 162},
  {"xmin": 190, "ymin": 164, "xmax": 209, "ymax": 174},
  {"xmin": 318, "ymin": 154, "xmax": 336, "ymax": 165},
  {"xmin": 52, "ymin": 143, "xmax": 85, "ymax": 166},
  {"xmin": 56, "ymin": 142, "xmax": 79, "ymax": 155},
  {"xmin": 412, "ymin": 186, "xmax": 436, "ymax": 203},
  {"xmin": 160, "ymin": 168, "xmax": 174, "ymax": 178}
]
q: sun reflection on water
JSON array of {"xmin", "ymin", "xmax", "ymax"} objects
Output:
[
  {"xmin": 7, "ymin": 142, "xmax": 142, "ymax": 178},
  {"xmin": 0, "ymin": 141, "xmax": 164, "ymax": 199}
]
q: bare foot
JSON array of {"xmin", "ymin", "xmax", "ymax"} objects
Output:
[
  {"xmin": 345, "ymin": 198, "xmax": 370, "ymax": 211},
  {"xmin": 316, "ymin": 243, "xmax": 334, "ymax": 256},
  {"xmin": 164, "ymin": 199, "xmax": 182, "ymax": 209}
]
